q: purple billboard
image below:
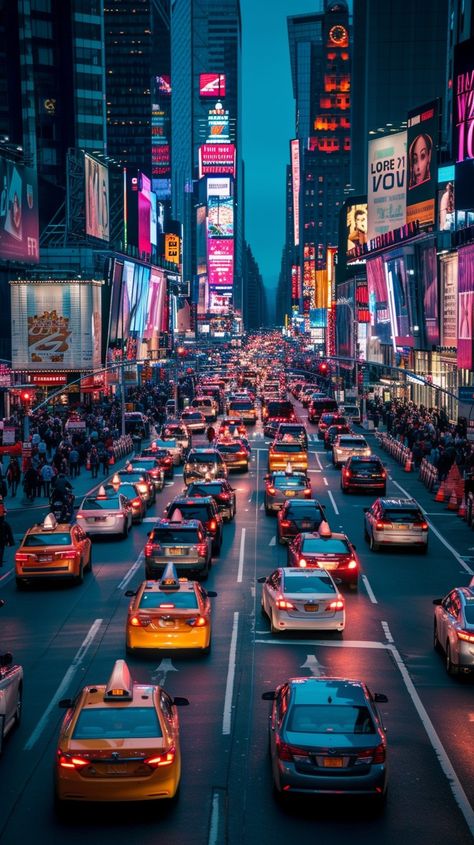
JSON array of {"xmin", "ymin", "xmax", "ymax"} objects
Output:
[
  {"xmin": 0, "ymin": 157, "xmax": 39, "ymax": 262},
  {"xmin": 458, "ymin": 244, "xmax": 474, "ymax": 370}
]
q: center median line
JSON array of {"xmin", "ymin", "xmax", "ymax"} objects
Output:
[
  {"xmin": 24, "ymin": 618, "xmax": 103, "ymax": 751},
  {"xmin": 117, "ymin": 550, "xmax": 144, "ymax": 591}
]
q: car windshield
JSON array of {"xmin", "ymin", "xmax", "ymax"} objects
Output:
[
  {"xmin": 139, "ymin": 591, "xmax": 199, "ymax": 609},
  {"xmin": 384, "ymin": 509, "xmax": 422, "ymax": 523},
  {"xmin": 301, "ymin": 537, "xmax": 349, "ymax": 553},
  {"xmin": 273, "ymin": 443, "xmax": 302, "ymax": 453},
  {"xmin": 287, "ymin": 704, "xmax": 375, "ymax": 735},
  {"xmin": 82, "ymin": 498, "xmax": 121, "ymax": 511},
  {"xmin": 282, "ymin": 574, "xmax": 335, "ymax": 594},
  {"xmin": 189, "ymin": 453, "xmax": 219, "ymax": 463},
  {"xmin": 155, "ymin": 528, "xmax": 200, "ymax": 543},
  {"xmin": 24, "ymin": 532, "xmax": 72, "ymax": 547},
  {"xmin": 274, "ymin": 477, "xmax": 305, "ymax": 489},
  {"xmin": 73, "ymin": 707, "xmax": 162, "ymax": 740}
]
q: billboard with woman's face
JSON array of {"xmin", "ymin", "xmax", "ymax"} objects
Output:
[{"xmin": 406, "ymin": 100, "xmax": 439, "ymax": 228}]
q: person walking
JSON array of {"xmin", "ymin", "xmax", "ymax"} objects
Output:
[
  {"xmin": 69, "ymin": 447, "xmax": 80, "ymax": 478},
  {"xmin": 41, "ymin": 461, "xmax": 54, "ymax": 498},
  {"xmin": 89, "ymin": 447, "xmax": 99, "ymax": 479},
  {"xmin": 6, "ymin": 457, "xmax": 20, "ymax": 497},
  {"xmin": 0, "ymin": 515, "xmax": 14, "ymax": 566},
  {"xmin": 23, "ymin": 464, "xmax": 38, "ymax": 502},
  {"xmin": 100, "ymin": 450, "xmax": 110, "ymax": 477}
]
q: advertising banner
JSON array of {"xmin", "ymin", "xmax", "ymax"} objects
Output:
[
  {"xmin": 0, "ymin": 156, "xmax": 39, "ymax": 262},
  {"xmin": 165, "ymin": 233, "xmax": 180, "ymax": 264},
  {"xmin": 367, "ymin": 256, "xmax": 392, "ymax": 346},
  {"xmin": 143, "ymin": 267, "xmax": 165, "ymax": 340},
  {"xmin": 367, "ymin": 132, "xmax": 406, "ymax": 241},
  {"xmin": 85, "ymin": 154, "xmax": 109, "ymax": 241},
  {"xmin": 207, "ymin": 177, "xmax": 231, "ymax": 198},
  {"xmin": 207, "ymin": 196, "xmax": 233, "ymax": 238},
  {"xmin": 406, "ymin": 100, "xmax": 439, "ymax": 228},
  {"xmin": 209, "ymin": 289, "xmax": 232, "ymax": 312},
  {"xmin": 125, "ymin": 170, "xmax": 151, "ymax": 256},
  {"xmin": 199, "ymin": 144, "xmax": 236, "ymax": 177},
  {"xmin": 440, "ymin": 254, "xmax": 458, "ymax": 348},
  {"xmin": 356, "ymin": 280, "xmax": 370, "ymax": 323},
  {"xmin": 416, "ymin": 241, "xmax": 439, "ymax": 347},
  {"xmin": 207, "ymin": 239, "xmax": 234, "ymax": 287},
  {"xmin": 345, "ymin": 202, "xmax": 367, "ymax": 254},
  {"xmin": 385, "ymin": 255, "xmax": 412, "ymax": 348},
  {"xmin": 457, "ymin": 244, "xmax": 474, "ymax": 369},
  {"xmin": 207, "ymin": 108, "xmax": 230, "ymax": 142},
  {"xmin": 152, "ymin": 75, "xmax": 171, "ymax": 192},
  {"xmin": 291, "ymin": 139, "xmax": 300, "ymax": 247},
  {"xmin": 453, "ymin": 37, "xmax": 474, "ymax": 209},
  {"xmin": 10, "ymin": 281, "xmax": 102, "ymax": 371},
  {"xmin": 437, "ymin": 164, "xmax": 455, "ymax": 231},
  {"xmin": 199, "ymin": 73, "xmax": 226, "ymax": 98}
]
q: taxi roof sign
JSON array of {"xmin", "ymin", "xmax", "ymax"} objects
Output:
[
  {"xmin": 43, "ymin": 512, "xmax": 58, "ymax": 531},
  {"xmin": 318, "ymin": 520, "xmax": 332, "ymax": 538},
  {"xmin": 104, "ymin": 659, "xmax": 133, "ymax": 701},
  {"xmin": 159, "ymin": 562, "xmax": 181, "ymax": 591},
  {"xmin": 285, "ymin": 461, "xmax": 293, "ymax": 475},
  {"xmin": 111, "ymin": 473, "xmax": 121, "ymax": 485},
  {"xmin": 97, "ymin": 485, "xmax": 107, "ymax": 500}
]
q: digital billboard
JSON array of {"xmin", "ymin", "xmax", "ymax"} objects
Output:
[
  {"xmin": 151, "ymin": 75, "xmax": 171, "ymax": 199},
  {"xmin": 199, "ymin": 73, "xmax": 226, "ymax": 98},
  {"xmin": 124, "ymin": 170, "xmax": 152, "ymax": 256},
  {"xmin": 143, "ymin": 267, "xmax": 165, "ymax": 340},
  {"xmin": 367, "ymin": 131, "xmax": 406, "ymax": 241},
  {"xmin": 10, "ymin": 280, "xmax": 102, "ymax": 370},
  {"xmin": 199, "ymin": 144, "xmax": 236, "ymax": 177},
  {"xmin": 291, "ymin": 139, "xmax": 300, "ymax": 247},
  {"xmin": 85, "ymin": 154, "xmax": 109, "ymax": 241},
  {"xmin": 165, "ymin": 233, "xmax": 180, "ymax": 264},
  {"xmin": 138, "ymin": 173, "xmax": 152, "ymax": 255},
  {"xmin": 209, "ymin": 290, "xmax": 232, "ymax": 312},
  {"xmin": 207, "ymin": 177, "xmax": 231, "ymax": 198},
  {"xmin": 345, "ymin": 202, "xmax": 367, "ymax": 254},
  {"xmin": 0, "ymin": 157, "xmax": 39, "ymax": 262},
  {"xmin": 406, "ymin": 100, "xmax": 439, "ymax": 228},
  {"xmin": 385, "ymin": 255, "xmax": 412, "ymax": 348},
  {"xmin": 367, "ymin": 255, "xmax": 392, "ymax": 346},
  {"xmin": 438, "ymin": 165, "xmax": 455, "ymax": 231},
  {"xmin": 453, "ymin": 37, "xmax": 474, "ymax": 210},
  {"xmin": 207, "ymin": 239, "xmax": 234, "ymax": 287},
  {"xmin": 457, "ymin": 244, "xmax": 474, "ymax": 369},
  {"xmin": 207, "ymin": 108, "xmax": 230, "ymax": 142},
  {"xmin": 440, "ymin": 254, "xmax": 458, "ymax": 348},
  {"xmin": 207, "ymin": 196, "xmax": 233, "ymax": 238},
  {"xmin": 416, "ymin": 241, "xmax": 439, "ymax": 347}
]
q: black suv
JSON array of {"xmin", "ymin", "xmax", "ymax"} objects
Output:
[
  {"xmin": 186, "ymin": 479, "xmax": 237, "ymax": 522},
  {"xmin": 276, "ymin": 499, "xmax": 327, "ymax": 544},
  {"xmin": 144, "ymin": 519, "xmax": 212, "ymax": 579},
  {"xmin": 275, "ymin": 423, "xmax": 308, "ymax": 449},
  {"xmin": 165, "ymin": 496, "xmax": 223, "ymax": 554},
  {"xmin": 341, "ymin": 455, "xmax": 387, "ymax": 494},
  {"xmin": 183, "ymin": 448, "xmax": 227, "ymax": 486}
]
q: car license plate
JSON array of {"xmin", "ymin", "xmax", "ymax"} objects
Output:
[
  {"xmin": 323, "ymin": 757, "xmax": 343, "ymax": 768},
  {"xmin": 302, "ymin": 520, "xmax": 312, "ymax": 529},
  {"xmin": 159, "ymin": 618, "xmax": 175, "ymax": 627},
  {"xmin": 39, "ymin": 555, "xmax": 52, "ymax": 562},
  {"xmin": 304, "ymin": 604, "xmax": 319, "ymax": 612},
  {"xmin": 285, "ymin": 490, "xmax": 295, "ymax": 497},
  {"xmin": 94, "ymin": 517, "xmax": 107, "ymax": 522},
  {"xmin": 105, "ymin": 764, "xmax": 130, "ymax": 776},
  {"xmin": 168, "ymin": 547, "xmax": 185, "ymax": 555}
]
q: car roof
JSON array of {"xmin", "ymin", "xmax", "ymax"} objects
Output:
[
  {"xmin": 288, "ymin": 677, "xmax": 368, "ymax": 706},
  {"xmin": 348, "ymin": 455, "xmax": 382, "ymax": 462},
  {"xmin": 170, "ymin": 496, "xmax": 214, "ymax": 505},
  {"xmin": 154, "ymin": 518, "xmax": 202, "ymax": 529},
  {"xmin": 284, "ymin": 499, "xmax": 323, "ymax": 507},
  {"xmin": 379, "ymin": 497, "xmax": 418, "ymax": 507}
]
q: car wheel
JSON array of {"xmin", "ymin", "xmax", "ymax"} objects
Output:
[
  {"xmin": 15, "ymin": 579, "xmax": 27, "ymax": 591},
  {"xmin": 199, "ymin": 562, "xmax": 210, "ymax": 581},
  {"xmin": 202, "ymin": 637, "xmax": 212, "ymax": 656},
  {"xmin": 381, "ymin": 487, "xmax": 387, "ymax": 496},
  {"xmin": 419, "ymin": 544, "xmax": 428, "ymax": 555},
  {"xmin": 341, "ymin": 483, "xmax": 347, "ymax": 493},
  {"xmin": 122, "ymin": 522, "xmax": 129, "ymax": 539},
  {"xmin": 270, "ymin": 612, "xmax": 279, "ymax": 635},
  {"xmin": 446, "ymin": 642, "xmax": 458, "ymax": 676},
  {"xmin": 278, "ymin": 532, "xmax": 286, "ymax": 545},
  {"xmin": 13, "ymin": 683, "xmax": 22, "ymax": 727},
  {"xmin": 364, "ymin": 522, "xmax": 369, "ymax": 540},
  {"xmin": 369, "ymin": 534, "xmax": 379, "ymax": 552},
  {"xmin": 125, "ymin": 643, "xmax": 135, "ymax": 655},
  {"xmin": 433, "ymin": 622, "xmax": 441, "ymax": 652},
  {"xmin": 265, "ymin": 504, "xmax": 271, "ymax": 516},
  {"xmin": 261, "ymin": 601, "xmax": 267, "ymax": 617}
]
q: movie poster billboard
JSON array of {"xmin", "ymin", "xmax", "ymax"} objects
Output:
[
  {"xmin": 406, "ymin": 100, "xmax": 439, "ymax": 228},
  {"xmin": 437, "ymin": 164, "xmax": 455, "ymax": 231},
  {"xmin": 85, "ymin": 154, "xmax": 109, "ymax": 241},
  {"xmin": 457, "ymin": 244, "xmax": 474, "ymax": 369},
  {"xmin": 453, "ymin": 37, "xmax": 474, "ymax": 210},
  {"xmin": 10, "ymin": 280, "xmax": 102, "ymax": 370},
  {"xmin": 367, "ymin": 132, "xmax": 406, "ymax": 241},
  {"xmin": 366, "ymin": 256, "xmax": 392, "ymax": 345},
  {"xmin": 207, "ymin": 196, "xmax": 234, "ymax": 237},
  {"xmin": 199, "ymin": 73, "xmax": 226, "ymax": 98},
  {"xmin": 0, "ymin": 157, "xmax": 39, "ymax": 262},
  {"xmin": 345, "ymin": 202, "xmax": 367, "ymax": 254},
  {"xmin": 440, "ymin": 253, "xmax": 458, "ymax": 348},
  {"xmin": 207, "ymin": 239, "xmax": 234, "ymax": 287}
]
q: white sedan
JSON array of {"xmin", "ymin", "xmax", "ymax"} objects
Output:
[
  {"xmin": 258, "ymin": 568, "xmax": 345, "ymax": 634},
  {"xmin": 0, "ymin": 601, "xmax": 23, "ymax": 754},
  {"xmin": 332, "ymin": 434, "xmax": 370, "ymax": 468},
  {"xmin": 76, "ymin": 487, "xmax": 133, "ymax": 539}
]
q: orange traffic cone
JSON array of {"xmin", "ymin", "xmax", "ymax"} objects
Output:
[
  {"xmin": 404, "ymin": 452, "xmax": 413, "ymax": 472},
  {"xmin": 434, "ymin": 481, "xmax": 445, "ymax": 502},
  {"xmin": 458, "ymin": 496, "xmax": 467, "ymax": 518},
  {"xmin": 447, "ymin": 490, "xmax": 458, "ymax": 511}
]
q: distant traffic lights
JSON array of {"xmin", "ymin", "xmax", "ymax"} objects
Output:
[
  {"xmin": 319, "ymin": 361, "xmax": 329, "ymax": 376},
  {"xmin": 20, "ymin": 390, "xmax": 31, "ymax": 404}
]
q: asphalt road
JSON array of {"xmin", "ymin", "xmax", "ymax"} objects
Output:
[{"xmin": 0, "ymin": 408, "xmax": 473, "ymax": 845}]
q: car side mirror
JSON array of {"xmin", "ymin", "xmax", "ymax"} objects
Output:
[
  {"xmin": 0, "ymin": 652, "xmax": 12, "ymax": 668},
  {"xmin": 59, "ymin": 698, "xmax": 73, "ymax": 709},
  {"xmin": 432, "ymin": 598, "xmax": 442, "ymax": 605},
  {"xmin": 352, "ymin": 544, "xmax": 357, "ymax": 551},
  {"xmin": 172, "ymin": 697, "xmax": 190, "ymax": 706},
  {"xmin": 205, "ymin": 590, "xmax": 218, "ymax": 598},
  {"xmin": 373, "ymin": 693, "xmax": 388, "ymax": 703},
  {"xmin": 257, "ymin": 576, "xmax": 266, "ymax": 583},
  {"xmin": 262, "ymin": 691, "xmax": 276, "ymax": 701},
  {"xmin": 125, "ymin": 590, "xmax": 136, "ymax": 597}
]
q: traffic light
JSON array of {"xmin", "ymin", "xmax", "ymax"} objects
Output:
[
  {"xmin": 20, "ymin": 390, "xmax": 31, "ymax": 405},
  {"xmin": 319, "ymin": 362, "xmax": 329, "ymax": 376}
]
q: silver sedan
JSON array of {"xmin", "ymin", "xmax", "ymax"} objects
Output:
[
  {"xmin": 258, "ymin": 568, "xmax": 345, "ymax": 634},
  {"xmin": 76, "ymin": 488, "xmax": 133, "ymax": 539},
  {"xmin": 433, "ymin": 583, "xmax": 474, "ymax": 675}
]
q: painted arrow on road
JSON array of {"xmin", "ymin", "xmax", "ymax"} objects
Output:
[
  {"xmin": 301, "ymin": 654, "xmax": 323, "ymax": 676},
  {"xmin": 151, "ymin": 658, "xmax": 178, "ymax": 685}
]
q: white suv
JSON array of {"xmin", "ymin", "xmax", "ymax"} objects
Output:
[{"xmin": 332, "ymin": 434, "xmax": 370, "ymax": 468}]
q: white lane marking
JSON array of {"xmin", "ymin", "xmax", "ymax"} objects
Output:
[
  {"xmin": 362, "ymin": 574, "xmax": 378, "ymax": 604},
  {"xmin": 307, "ymin": 469, "xmax": 322, "ymax": 473},
  {"xmin": 222, "ymin": 611, "xmax": 239, "ymax": 735},
  {"xmin": 315, "ymin": 452, "xmax": 323, "ymax": 470},
  {"xmin": 323, "ymin": 477, "xmax": 328, "ymax": 487},
  {"xmin": 117, "ymin": 551, "xmax": 144, "ymax": 591},
  {"xmin": 151, "ymin": 658, "xmax": 178, "ymax": 685},
  {"xmin": 24, "ymin": 618, "xmax": 103, "ymax": 751},
  {"xmin": 301, "ymin": 654, "xmax": 323, "ymax": 676},
  {"xmin": 381, "ymin": 620, "xmax": 394, "ymax": 642},
  {"xmin": 259, "ymin": 502, "xmax": 264, "ymax": 510},
  {"xmin": 143, "ymin": 517, "xmax": 158, "ymax": 522},
  {"xmin": 387, "ymin": 638, "xmax": 474, "ymax": 836},
  {"xmin": 327, "ymin": 490, "xmax": 339, "ymax": 515},
  {"xmin": 391, "ymin": 479, "xmax": 474, "ymax": 576},
  {"xmin": 237, "ymin": 528, "xmax": 246, "ymax": 584},
  {"xmin": 0, "ymin": 568, "xmax": 14, "ymax": 585},
  {"xmin": 208, "ymin": 791, "xmax": 220, "ymax": 845},
  {"xmin": 269, "ymin": 536, "xmax": 276, "ymax": 546},
  {"xmin": 254, "ymin": 638, "xmax": 387, "ymax": 649}
]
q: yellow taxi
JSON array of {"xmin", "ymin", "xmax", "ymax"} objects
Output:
[
  {"xmin": 268, "ymin": 440, "xmax": 308, "ymax": 472},
  {"xmin": 54, "ymin": 659, "xmax": 189, "ymax": 807},
  {"xmin": 125, "ymin": 564, "xmax": 217, "ymax": 654},
  {"xmin": 15, "ymin": 513, "xmax": 92, "ymax": 589}
]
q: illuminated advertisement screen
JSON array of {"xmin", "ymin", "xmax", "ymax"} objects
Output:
[
  {"xmin": 207, "ymin": 177, "xmax": 231, "ymax": 198},
  {"xmin": 207, "ymin": 108, "xmax": 230, "ymax": 142},
  {"xmin": 108, "ymin": 259, "xmax": 124, "ymax": 344},
  {"xmin": 385, "ymin": 255, "xmax": 412, "ymax": 348},
  {"xmin": 143, "ymin": 267, "xmax": 165, "ymax": 340},
  {"xmin": 197, "ymin": 206, "xmax": 207, "ymax": 267},
  {"xmin": 156, "ymin": 75, "xmax": 171, "ymax": 95},
  {"xmin": 438, "ymin": 164, "xmax": 455, "ymax": 231},
  {"xmin": 336, "ymin": 301, "xmax": 353, "ymax": 357},
  {"xmin": 138, "ymin": 173, "xmax": 151, "ymax": 255},
  {"xmin": 457, "ymin": 244, "xmax": 474, "ymax": 369},
  {"xmin": 367, "ymin": 255, "xmax": 391, "ymax": 345},
  {"xmin": 151, "ymin": 76, "xmax": 171, "ymax": 198},
  {"xmin": 200, "ymin": 73, "xmax": 226, "ymax": 98},
  {"xmin": 165, "ymin": 233, "xmax": 180, "ymax": 264},
  {"xmin": 345, "ymin": 202, "xmax": 367, "ymax": 255},
  {"xmin": 440, "ymin": 254, "xmax": 458, "ymax": 348},
  {"xmin": 125, "ymin": 170, "xmax": 152, "ymax": 255},
  {"xmin": 209, "ymin": 290, "xmax": 232, "ymax": 312},
  {"xmin": 416, "ymin": 241, "xmax": 439, "ymax": 347},
  {"xmin": 153, "ymin": 178, "xmax": 171, "ymax": 200},
  {"xmin": 406, "ymin": 100, "xmax": 439, "ymax": 228},
  {"xmin": 291, "ymin": 139, "xmax": 300, "ymax": 247},
  {"xmin": 85, "ymin": 154, "xmax": 109, "ymax": 241},
  {"xmin": 207, "ymin": 239, "xmax": 234, "ymax": 287},
  {"xmin": 10, "ymin": 280, "xmax": 102, "ymax": 370},
  {"xmin": 453, "ymin": 38, "xmax": 474, "ymax": 209},
  {"xmin": 129, "ymin": 264, "xmax": 150, "ymax": 337},
  {"xmin": 356, "ymin": 280, "xmax": 370, "ymax": 323},
  {"xmin": 199, "ymin": 144, "xmax": 235, "ymax": 177},
  {"xmin": 0, "ymin": 157, "xmax": 39, "ymax": 262},
  {"xmin": 207, "ymin": 196, "xmax": 233, "ymax": 237},
  {"xmin": 150, "ymin": 191, "xmax": 157, "ymax": 247},
  {"xmin": 367, "ymin": 132, "xmax": 406, "ymax": 241},
  {"xmin": 310, "ymin": 308, "xmax": 327, "ymax": 328}
]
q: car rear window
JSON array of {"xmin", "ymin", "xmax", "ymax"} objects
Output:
[
  {"xmin": 217, "ymin": 443, "xmax": 243, "ymax": 453},
  {"xmin": 183, "ymin": 413, "xmax": 202, "ymax": 420},
  {"xmin": 169, "ymin": 504, "xmax": 211, "ymax": 522},
  {"xmin": 155, "ymin": 528, "xmax": 200, "ymax": 543},
  {"xmin": 266, "ymin": 401, "xmax": 293, "ymax": 416},
  {"xmin": 73, "ymin": 707, "xmax": 162, "ymax": 740},
  {"xmin": 287, "ymin": 705, "xmax": 375, "ymax": 735},
  {"xmin": 383, "ymin": 509, "xmax": 422, "ymax": 523},
  {"xmin": 138, "ymin": 591, "xmax": 199, "ymax": 609},
  {"xmin": 286, "ymin": 504, "xmax": 323, "ymax": 519},
  {"xmin": 273, "ymin": 443, "xmax": 302, "ymax": 453},
  {"xmin": 274, "ymin": 477, "xmax": 305, "ymax": 489},
  {"xmin": 24, "ymin": 532, "xmax": 72, "ymax": 547},
  {"xmin": 188, "ymin": 483, "xmax": 225, "ymax": 496},
  {"xmin": 301, "ymin": 537, "xmax": 349, "ymax": 554},
  {"xmin": 230, "ymin": 401, "xmax": 253, "ymax": 411},
  {"xmin": 118, "ymin": 472, "xmax": 147, "ymax": 483},
  {"xmin": 282, "ymin": 574, "xmax": 335, "ymax": 594},
  {"xmin": 82, "ymin": 498, "xmax": 121, "ymax": 511},
  {"xmin": 351, "ymin": 461, "xmax": 382, "ymax": 472}
]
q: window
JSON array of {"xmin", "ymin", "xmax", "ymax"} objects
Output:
[
  {"xmin": 36, "ymin": 46, "xmax": 54, "ymax": 65},
  {"xmin": 31, "ymin": 18, "xmax": 53, "ymax": 38}
]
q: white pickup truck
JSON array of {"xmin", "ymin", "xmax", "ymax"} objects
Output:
[{"xmin": 0, "ymin": 600, "xmax": 23, "ymax": 754}]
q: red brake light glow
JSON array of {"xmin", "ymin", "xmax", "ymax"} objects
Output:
[
  {"xmin": 298, "ymin": 558, "xmax": 307, "ymax": 568},
  {"xmin": 326, "ymin": 598, "xmax": 345, "ymax": 610},
  {"xmin": 58, "ymin": 753, "xmax": 89, "ymax": 769},
  {"xmin": 457, "ymin": 629, "xmax": 474, "ymax": 643},
  {"xmin": 144, "ymin": 747, "xmax": 176, "ymax": 768}
]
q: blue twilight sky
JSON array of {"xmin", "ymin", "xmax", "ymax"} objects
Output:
[{"xmin": 241, "ymin": 0, "xmax": 325, "ymax": 295}]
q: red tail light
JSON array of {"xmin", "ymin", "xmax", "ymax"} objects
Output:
[
  {"xmin": 356, "ymin": 742, "xmax": 386, "ymax": 764},
  {"xmin": 208, "ymin": 519, "xmax": 217, "ymax": 531},
  {"xmin": 132, "ymin": 497, "xmax": 142, "ymax": 506},
  {"xmin": 267, "ymin": 486, "xmax": 276, "ymax": 495},
  {"xmin": 58, "ymin": 752, "xmax": 89, "ymax": 770},
  {"xmin": 375, "ymin": 520, "xmax": 389, "ymax": 530},
  {"xmin": 414, "ymin": 521, "xmax": 429, "ymax": 531},
  {"xmin": 275, "ymin": 598, "xmax": 296, "ymax": 611},
  {"xmin": 276, "ymin": 739, "xmax": 309, "ymax": 761},
  {"xmin": 187, "ymin": 615, "xmax": 207, "ymax": 627},
  {"xmin": 57, "ymin": 550, "xmax": 77, "ymax": 560},
  {"xmin": 145, "ymin": 541, "xmax": 160, "ymax": 556},
  {"xmin": 347, "ymin": 559, "xmax": 358, "ymax": 570},
  {"xmin": 326, "ymin": 597, "xmax": 345, "ymax": 611},
  {"xmin": 219, "ymin": 492, "xmax": 230, "ymax": 501},
  {"xmin": 298, "ymin": 558, "xmax": 307, "ymax": 567},
  {"xmin": 343, "ymin": 469, "xmax": 352, "ymax": 478},
  {"xmin": 144, "ymin": 747, "xmax": 176, "ymax": 768},
  {"xmin": 457, "ymin": 629, "xmax": 474, "ymax": 643},
  {"xmin": 129, "ymin": 615, "xmax": 151, "ymax": 627},
  {"xmin": 280, "ymin": 519, "xmax": 290, "ymax": 528},
  {"xmin": 197, "ymin": 543, "xmax": 208, "ymax": 556},
  {"xmin": 15, "ymin": 553, "xmax": 31, "ymax": 562}
]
